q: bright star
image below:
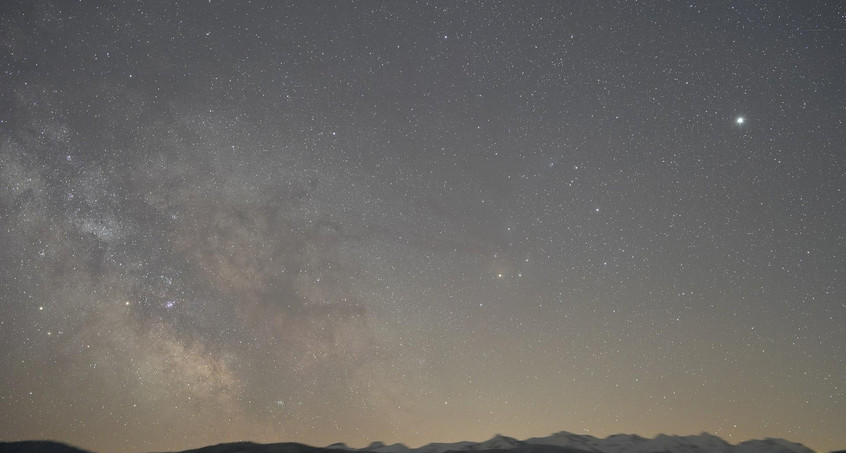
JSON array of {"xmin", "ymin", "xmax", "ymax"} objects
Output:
[{"xmin": 736, "ymin": 116, "xmax": 745, "ymax": 125}]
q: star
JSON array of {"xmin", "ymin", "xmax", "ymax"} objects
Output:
[{"xmin": 736, "ymin": 116, "xmax": 745, "ymax": 125}]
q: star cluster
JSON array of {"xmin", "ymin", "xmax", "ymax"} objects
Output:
[{"xmin": 0, "ymin": 2, "xmax": 844, "ymax": 453}]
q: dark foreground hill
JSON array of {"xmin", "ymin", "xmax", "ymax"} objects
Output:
[
  {"xmin": 0, "ymin": 441, "xmax": 91, "ymax": 453},
  {"xmin": 0, "ymin": 431, "xmax": 829, "ymax": 453},
  {"xmin": 159, "ymin": 442, "xmax": 337, "ymax": 453}
]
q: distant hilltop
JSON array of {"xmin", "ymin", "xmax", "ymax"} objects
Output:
[
  {"xmin": 0, "ymin": 431, "xmax": 827, "ymax": 453},
  {"xmin": 329, "ymin": 432, "xmax": 816, "ymax": 453}
]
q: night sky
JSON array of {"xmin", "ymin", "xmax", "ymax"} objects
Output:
[{"xmin": 1, "ymin": 2, "xmax": 844, "ymax": 453}]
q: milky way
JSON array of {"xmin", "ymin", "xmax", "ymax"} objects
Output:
[{"xmin": 1, "ymin": 2, "xmax": 844, "ymax": 453}]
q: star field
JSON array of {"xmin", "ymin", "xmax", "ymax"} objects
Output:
[{"xmin": 0, "ymin": 2, "xmax": 844, "ymax": 453}]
